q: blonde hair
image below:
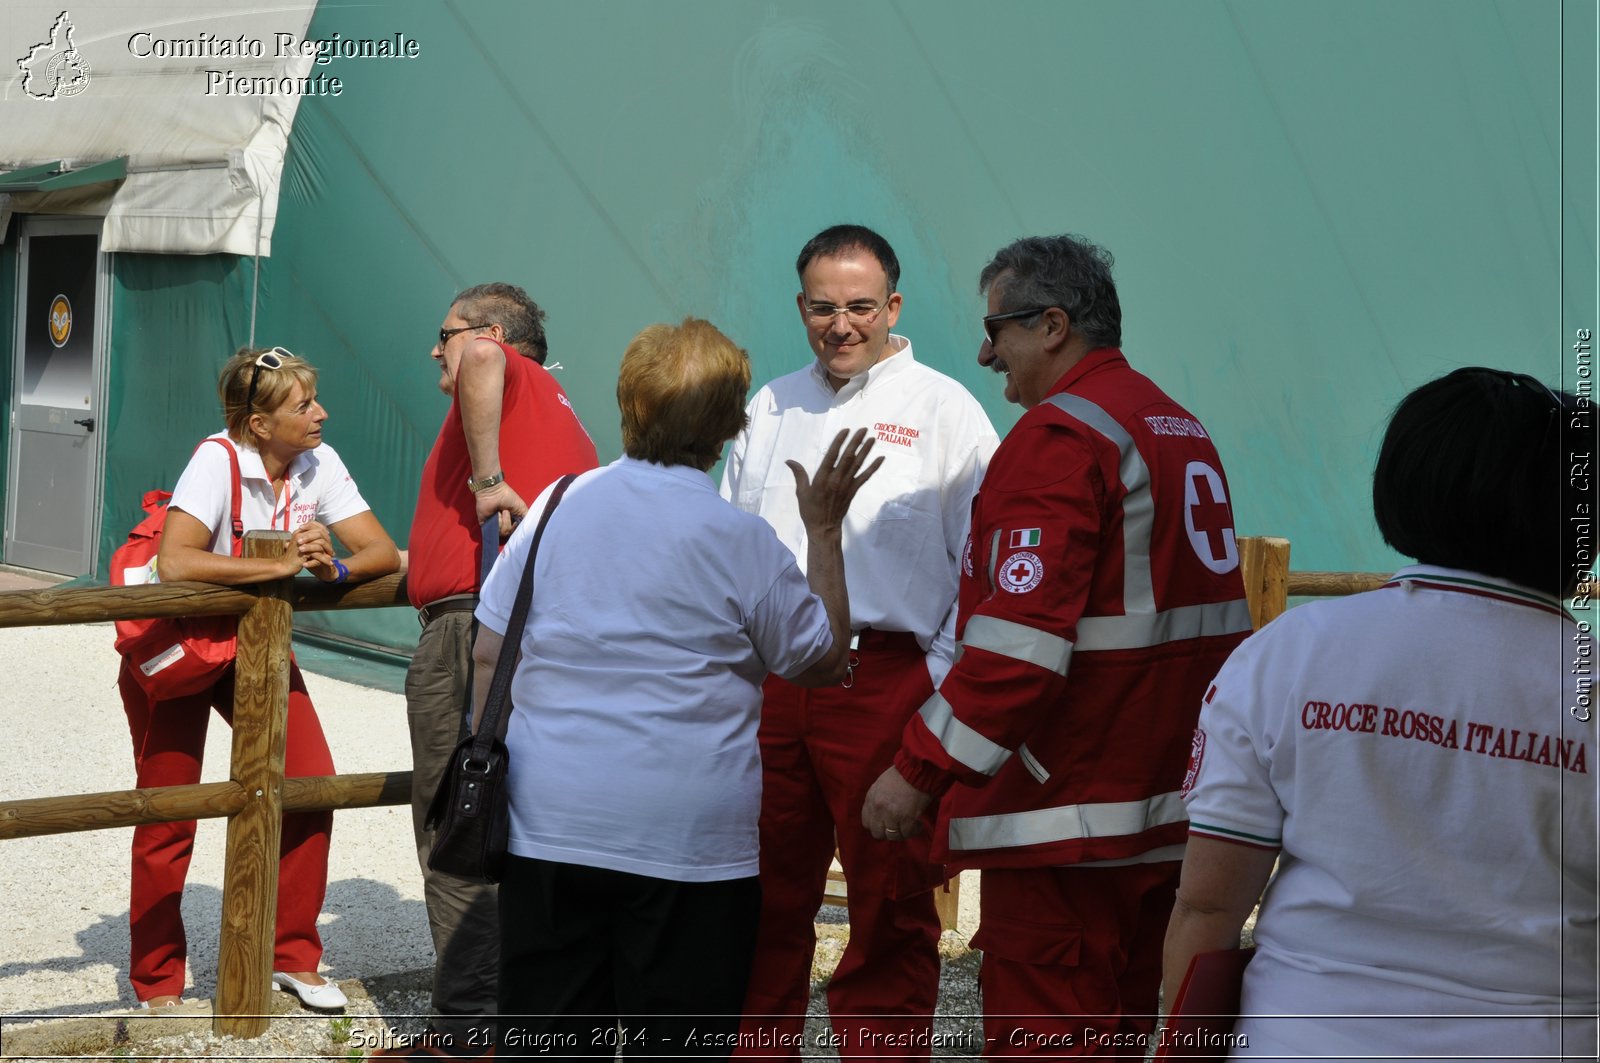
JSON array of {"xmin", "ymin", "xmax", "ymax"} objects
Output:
[
  {"xmin": 617, "ymin": 318, "xmax": 750, "ymax": 469},
  {"xmin": 219, "ymin": 346, "xmax": 319, "ymax": 444}
]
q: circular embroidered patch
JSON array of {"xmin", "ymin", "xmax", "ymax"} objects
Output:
[
  {"xmin": 961, "ymin": 535, "xmax": 974, "ymax": 578},
  {"xmin": 999, "ymin": 551, "xmax": 1043, "ymax": 594}
]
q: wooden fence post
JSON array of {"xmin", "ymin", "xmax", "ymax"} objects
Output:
[
  {"xmin": 1239, "ymin": 536, "xmax": 1292, "ymax": 630},
  {"xmin": 214, "ymin": 532, "xmax": 294, "ymax": 1037}
]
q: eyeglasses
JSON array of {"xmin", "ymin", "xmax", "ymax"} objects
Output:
[
  {"xmin": 982, "ymin": 307, "xmax": 1050, "ymax": 347},
  {"xmin": 438, "ymin": 323, "xmax": 491, "ymax": 348},
  {"xmin": 245, "ymin": 347, "xmax": 292, "ymax": 412},
  {"xmin": 803, "ymin": 300, "xmax": 890, "ymax": 326}
]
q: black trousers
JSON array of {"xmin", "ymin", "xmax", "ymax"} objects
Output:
[{"xmin": 497, "ymin": 855, "xmax": 761, "ymax": 1059}]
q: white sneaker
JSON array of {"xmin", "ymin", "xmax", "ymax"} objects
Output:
[{"xmin": 271, "ymin": 971, "xmax": 348, "ymax": 1011}]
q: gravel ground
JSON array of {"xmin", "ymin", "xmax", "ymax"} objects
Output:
[{"xmin": 0, "ymin": 618, "xmax": 986, "ymax": 1060}]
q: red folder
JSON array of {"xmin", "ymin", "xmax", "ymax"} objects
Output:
[{"xmin": 1152, "ymin": 946, "xmax": 1255, "ymax": 1060}]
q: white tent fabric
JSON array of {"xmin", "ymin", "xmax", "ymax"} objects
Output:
[{"xmin": 0, "ymin": 2, "xmax": 319, "ymax": 255}]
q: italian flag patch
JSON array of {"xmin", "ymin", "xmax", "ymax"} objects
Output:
[{"xmin": 1010, "ymin": 528, "xmax": 1041, "ymax": 548}]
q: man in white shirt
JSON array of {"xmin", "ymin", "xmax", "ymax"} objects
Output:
[{"xmin": 722, "ymin": 225, "xmax": 998, "ymax": 1059}]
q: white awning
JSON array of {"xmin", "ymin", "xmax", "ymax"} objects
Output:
[{"xmin": 0, "ymin": 2, "xmax": 320, "ymax": 255}]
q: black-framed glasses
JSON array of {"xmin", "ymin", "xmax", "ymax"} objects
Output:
[
  {"xmin": 982, "ymin": 306, "xmax": 1050, "ymax": 347},
  {"xmin": 245, "ymin": 347, "xmax": 292, "ymax": 412},
  {"xmin": 438, "ymin": 323, "xmax": 492, "ymax": 348},
  {"xmin": 803, "ymin": 300, "xmax": 890, "ymax": 326}
]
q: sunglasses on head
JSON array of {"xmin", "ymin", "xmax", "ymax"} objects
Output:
[{"xmin": 246, "ymin": 347, "xmax": 294, "ymax": 412}]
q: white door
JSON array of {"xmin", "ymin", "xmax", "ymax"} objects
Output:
[{"xmin": 5, "ymin": 217, "xmax": 108, "ymax": 576}]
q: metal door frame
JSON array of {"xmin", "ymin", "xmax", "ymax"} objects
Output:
[{"xmin": 5, "ymin": 215, "xmax": 112, "ymax": 575}]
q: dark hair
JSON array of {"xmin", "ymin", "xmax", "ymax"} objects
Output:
[
  {"xmin": 795, "ymin": 224, "xmax": 901, "ymax": 293},
  {"xmin": 978, "ymin": 234, "xmax": 1122, "ymax": 349},
  {"xmin": 1373, "ymin": 367, "xmax": 1583, "ymax": 596},
  {"xmin": 452, "ymin": 282, "xmax": 549, "ymax": 364}
]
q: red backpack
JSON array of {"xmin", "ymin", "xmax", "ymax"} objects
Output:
[{"xmin": 112, "ymin": 438, "xmax": 245, "ymax": 700}]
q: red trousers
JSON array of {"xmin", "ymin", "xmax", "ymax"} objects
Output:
[
  {"xmin": 976, "ymin": 862, "xmax": 1181, "ymax": 1059},
  {"xmin": 118, "ymin": 658, "xmax": 334, "ymax": 1001},
  {"xmin": 737, "ymin": 634, "xmax": 945, "ymax": 1062}
]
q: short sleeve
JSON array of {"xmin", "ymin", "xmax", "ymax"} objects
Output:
[
  {"xmin": 744, "ymin": 532, "xmax": 832, "ymax": 680},
  {"xmin": 167, "ymin": 437, "xmax": 234, "ymax": 541},
  {"xmin": 1182, "ymin": 637, "xmax": 1286, "ymax": 850},
  {"xmin": 306, "ymin": 445, "xmax": 371, "ymax": 527}
]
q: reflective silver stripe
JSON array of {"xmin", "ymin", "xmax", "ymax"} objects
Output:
[
  {"xmin": 961, "ymin": 615, "xmax": 1074, "ymax": 675},
  {"xmin": 985, "ymin": 528, "xmax": 1004, "ymax": 592},
  {"xmin": 947, "ymin": 790, "xmax": 1188, "ymax": 851},
  {"xmin": 1044, "ymin": 393, "xmax": 1155, "ymax": 613},
  {"xmin": 1018, "ymin": 742, "xmax": 1050, "ymax": 784},
  {"xmin": 918, "ymin": 691, "xmax": 1012, "ymax": 776},
  {"xmin": 1076, "ymin": 842, "xmax": 1187, "ymax": 867},
  {"xmin": 1075, "ymin": 598, "xmax": 1253, "ymax": 651}
]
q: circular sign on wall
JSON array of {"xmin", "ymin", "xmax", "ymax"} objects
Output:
[{"xmin": 48, "ymin": 294, "xmax": 71, "ymax": 347}]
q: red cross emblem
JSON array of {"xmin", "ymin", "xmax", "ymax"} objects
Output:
[
  {"xmin": 1183, "ymin": 461, "xmax": 1238, "ymax": 574},
  {"xmin": 999, "ymin": 551, "xmax": 1043, "ymax": 594}
]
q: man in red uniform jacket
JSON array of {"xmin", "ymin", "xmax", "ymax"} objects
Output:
[
  {"xmin": 863, "ymin": 236, "xmax": 1251, "ymax": 1057},
  {"xmin": 403, "ymin": 283, "xmax": 598, "ymax": 1052}
]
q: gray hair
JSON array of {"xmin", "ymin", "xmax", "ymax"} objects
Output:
[
  {"xmin": 452, "ymin": 282, "xmax": 549, "ymax": 364},
  {"xmin": 978, "ymin": 235, "xmax": 1122, "ymax": 349}
]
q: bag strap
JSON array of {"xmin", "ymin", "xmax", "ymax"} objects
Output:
[
  {"xmin": 198, "ymin": 437, "xmax": 245, "ymax": 558},
  {"xmin": 470, "ymin": 474, "xmax": 576, "ymax": 751},
  {"xmin": 478, "ymin": 513, "xmax": 500, "ymax": 589}
]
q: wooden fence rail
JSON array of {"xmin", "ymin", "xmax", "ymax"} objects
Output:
[{"xmin": 0, "ymin": 532, "xmax": 1390, "ymax": 1041}]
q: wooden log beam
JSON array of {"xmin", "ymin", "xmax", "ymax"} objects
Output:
[
  {"xmin": 1287, "ymin": 571, "xmax": 1389, "ymax": 597},
  {"xmin": 0, "ymin": 573, "xmax": 412, "ymax": 630},
  {"xmin": 215, "ymin": 533, "xmax": 294, "ymax": 1038},
  {"xmin": 0, "ymin": 782, "xmax": 247, "ymax": 839},
  {"xmin": 0, "ymin": 772, "xmax": 413, "ymax": 840},
  {"xmin": 0, "ymin": 582, "xmax": 258, "ymax": 628},
  {"xmin": 281, "ymin": 770, "xmax": 413, "ymax": 811},
  {"xmin": 1239, "ymin": 536, "xmax": 1291, "ymax": 630},
  {"xmin": 289, "ymin": 572, "xmax": 410, "ymax": 612}
]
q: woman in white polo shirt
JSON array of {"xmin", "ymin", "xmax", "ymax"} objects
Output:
[
  {"xmin": 118, "ymin": 346, "xmax": 399, "ymax": 1011},
  {"xmin": 472, "ymin": 318, "xmax": 879, "ymax": 1056},
  {"xmin": 1164, "ymin": 367, "xmax": 1596, "ymax": 1060}
]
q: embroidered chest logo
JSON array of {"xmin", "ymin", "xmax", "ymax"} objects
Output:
[
  {"xmin": 1183, "ymin": 461, "xmax": 1239, "ymax": 574},
  {"xmin": 872, "ymin": 421, "xmax": 920, "ymax": 448},
  {"xmin": 999, "ymin": 551, "xmax": 1043, "ymax": 594}
]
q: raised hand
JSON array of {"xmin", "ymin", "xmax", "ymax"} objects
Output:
[{"xmin": 786, "ymin": 427, "xmax": 884, "ymax": 540}]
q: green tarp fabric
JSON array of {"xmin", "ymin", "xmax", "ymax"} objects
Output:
[{"xmin": 48, "ymin": 0, "xmax": 1598, "ymax": 662}]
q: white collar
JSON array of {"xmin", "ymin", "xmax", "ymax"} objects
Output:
[{"xmin": 809, "ymin": 334, "xmax": 914, "ymax": 400}]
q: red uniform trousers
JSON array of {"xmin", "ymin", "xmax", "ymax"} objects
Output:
[
  {"xmin": 119, "ymin": 659, "xmax": 334, "ymax": 1001},
  {"xmin": 737, "ymin": 632, "xmax": 945, "ymax": 1061},
  {"xmin": 975, "ymin": 862, "xmax": 1181, "ymax": 1059}
]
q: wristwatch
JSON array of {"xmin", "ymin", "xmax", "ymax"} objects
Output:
[{"xmin": 467, "ymin": 470, "xmax": 505, "ymax": 493}]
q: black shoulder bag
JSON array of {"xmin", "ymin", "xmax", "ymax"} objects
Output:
[{"xmin": 425, "ymin": 474, "xmax": 575, "ymax": 884}]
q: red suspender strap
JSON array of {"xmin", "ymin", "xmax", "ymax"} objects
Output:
[{"xmin": 198, "ymin": 437, "xmax": 246, "ymax": 558}]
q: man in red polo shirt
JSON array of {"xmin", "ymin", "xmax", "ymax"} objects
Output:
[{"xmin": 404, "ymin": 283, "xmax": 597, "ymax": 1050}]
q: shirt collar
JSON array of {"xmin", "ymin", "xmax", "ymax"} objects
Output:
[
  {"xmin": 613, "ymin": 454, "xmax": 716, "ymax": 491},
  {"xmin": 1386, "ymin": 563, "xmax": 1573, "ymax": 619},
  {"xmin": 809, "ymin": 334, "xmax": 914, "ymax": 401},
  {"xmin": 223, "ymin": 432, "xmax": 315, "ymax": 486},
  {"xmin": 1045, "ymin": 347, "xmax": 1127, "ymax": 398}
]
